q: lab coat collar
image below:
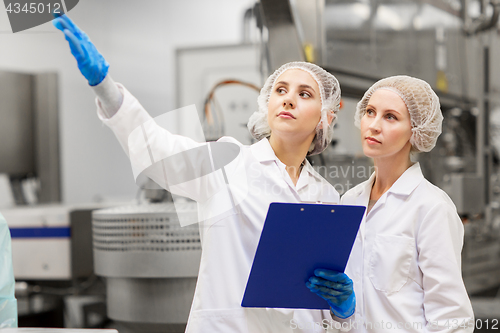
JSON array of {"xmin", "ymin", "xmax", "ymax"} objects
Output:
[
  {"xmin": 353, "ymin": 171, "xmax": 376, "ymax": 206},
  {"xmin": 250, "ymin": 138, "xmax": 322, "ymax": 190},
  {"xmin": 296, "ymin": 159, "xmax": 322, "ymax": 190},
  {"xmin": 355, "ymin": 162, "xmax": 424, "ymax": 199},
  {"xmin": 387, "ymin": 162, "xmax": 424, "ymax": 196},
  {"xmin": 250, "ymin": 138, "xmax": 276, "ymax": 163}
]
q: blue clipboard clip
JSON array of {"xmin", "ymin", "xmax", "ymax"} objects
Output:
[{"xmin": 300, "ymin": 200, "xmax": 339, "ymax": 205}]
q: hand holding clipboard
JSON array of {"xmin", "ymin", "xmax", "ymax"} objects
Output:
[{"xmin": 307, "ymin": 268, "xmax": 356, "ymax": 318}]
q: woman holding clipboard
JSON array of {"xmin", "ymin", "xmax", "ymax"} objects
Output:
[
  {"xmin": 52, "ymin": 13, "xmax": 357, "ymax": 332},
  {"xmin": 307, "ymin": 76, "xmax": 474, "ymax": 332}
]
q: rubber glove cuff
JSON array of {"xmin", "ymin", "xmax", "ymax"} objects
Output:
[
  {"xmin": 330, "ymin": 292, "xmax": 355, "ymax": 319},
  {"xmin": 80, "ymin": 54, "xmax": 109, "ymax": 86}
]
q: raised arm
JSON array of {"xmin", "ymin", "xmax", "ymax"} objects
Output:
[{"xmin": 52, "ymin": 14, "xmax": 239, "ymax": 207}]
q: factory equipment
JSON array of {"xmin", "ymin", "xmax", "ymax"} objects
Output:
[
  {"xmin": 258, "ymin": 0, "xmax": 305, "ymax": 71},
  {"xmin": 3, "ymin": 204, "xmax": 109, "ymax": 328},
  {"xmin": 4, "ymin": 205, "xmax": 94, "ymax": 280},
  {"xmin": 0, "ymin": 70, "xmax": 124, "ymax": 328},
  {"xmin": 176, "ymin": 44, "xmax": 261, "ymax": 145},
  {"xmin": 91, "ymin": 203, "xmax": 201, "ymax": 333},
  {"xmin": 0, "ymin": 71, "xmax": 60, "ymax": 204}
]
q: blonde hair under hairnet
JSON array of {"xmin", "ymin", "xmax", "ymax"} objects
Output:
[
  {"xmin": 355, "ymin": 75, "xmax": 443, "ymax": 153},
  {"xmin": 247, "ymin": 61, "xmax": 341, "ymax": 156}
]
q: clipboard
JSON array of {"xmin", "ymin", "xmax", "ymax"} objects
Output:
[{"xmin": 241, "ymin": 202, "xmax": 365, "ymax": 310}]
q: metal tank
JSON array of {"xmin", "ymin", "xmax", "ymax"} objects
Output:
[{"xmin": 92, "ymin": 202, "xmax": 201, "ymax": 333}]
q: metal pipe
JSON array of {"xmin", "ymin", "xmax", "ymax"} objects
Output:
[
  {"xmin": 484, "ymin": 46, "xmax": 491, "ymax": 204},
  {"xmin": 464, "ymin": 0, "xmax": 500, "ymax": 35}
]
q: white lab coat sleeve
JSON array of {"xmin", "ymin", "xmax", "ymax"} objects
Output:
[
  {"xmin": 0, "ymin": 213, "xmax": 17, "ymax": 328},
  {"xmin": 417, "ymin": 202, "xmax": 474, "ymax": 332},
  {"xmin": 96, "ymin": 83, "xmax": 224, "ymax": 202},
  {"xmin": 91, "ymin": 75, "xmax": 123, "ymax": 118},
  {"xmin": 326, "ymin": 311, "xmax": 356, "ymax": 332}
]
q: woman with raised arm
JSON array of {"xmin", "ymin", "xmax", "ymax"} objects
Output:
[
  {"xmin": 53, "ymin": 13, "xmax": 355, "ymax": 333},
  {"xmin": 307, "ymin": 76, "xmax": 474, "ymax": 332}
]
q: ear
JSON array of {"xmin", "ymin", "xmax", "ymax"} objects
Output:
[
  {"xmin": 318, "ymin": 111, "xmax": 334, "ymax": 129},
  {"xmin": 326, "ymin": 112, "xmax": 334, "ymax": 125}
]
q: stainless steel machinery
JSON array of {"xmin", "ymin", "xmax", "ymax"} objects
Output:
[
  {"xmin": 0, "ymin": 71, "xmax": 60, "ymax": 204},
  {"xmin": 92, "ymin": 203, "xmax": 201, "ymax": 333}
]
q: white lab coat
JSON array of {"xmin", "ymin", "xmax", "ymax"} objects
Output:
[
  {"xmin": 338, "ymin": 163, "xmax": 474, "ymax": 332},
  {"xmin": 0, "ymin": 213, "xmax": 17, "ymax": 328},
  {"xmin": 96, "ymin": 84, "xmax": 340, "ymax": 333}
]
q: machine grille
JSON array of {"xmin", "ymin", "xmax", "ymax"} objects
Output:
[{"xmin": 92, "ymin": 203, "xmax": 201, "ymax": 252}]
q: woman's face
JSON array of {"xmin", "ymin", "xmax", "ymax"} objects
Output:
[
  {"xmin": 267, "ymin": 69, "xmax": 322, "ymax": 143},
  {"xmin": 360, "ymin": 89, "xmax": 413, "ymax": 160}
]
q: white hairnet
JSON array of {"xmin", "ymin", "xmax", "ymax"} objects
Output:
[
  {"xmin": 247, "ymin": 61, "xmax": 341, "ymax": 156},
  {"xmin": 355, "ymin": 75, "xmax": 443, "ymax": 153}
]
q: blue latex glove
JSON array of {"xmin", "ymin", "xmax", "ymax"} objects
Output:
[
  {"xmin": 52, "ymin": 13, "xmax": 109, "ymax": 86},
  {"xmin": 306, "ymin": 269, "xmax": 355, "ymax": 319},
  {"xmin": 0, "ymin": 213, "xmax": 17, "ymax": 328}
]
